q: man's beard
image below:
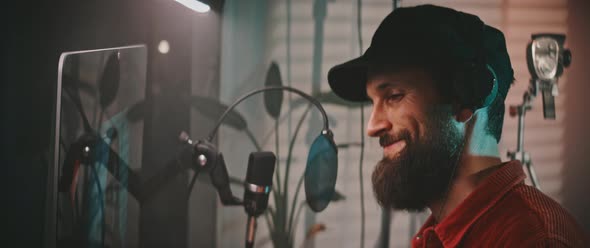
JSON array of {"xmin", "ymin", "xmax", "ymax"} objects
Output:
[{"xmin": 371, "ymin": 109, "xmax": 464, "ymax": 211}]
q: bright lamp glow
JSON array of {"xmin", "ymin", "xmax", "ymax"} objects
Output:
[
  {"xmin": 158, "ymin": 40, "xmax": 170, "ymax": 54},
  {"xmin": 532, "ymin": 37, "xmax": 559, "ymax": 80},
  {"xmin": 175, "ymin": 0, "xmax": 210, "ymax": 13}
]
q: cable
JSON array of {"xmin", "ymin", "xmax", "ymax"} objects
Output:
[
  {"xmin": 356, "ymin": 0, "xmax": 366, "ymax": 247},
  {"xmin": 357, "ymin": 0, "xmax": 363, "ymax": 51},
  {"xmin": 69, "ymin": 159, "xmax": 82, "ymax": 210},
  {"xmin": 359, "ymin": 105, "xmax": 366, "ymax": 248},
  {"xmin": 187, "ymin": 170, "xmax": 201, "ymax": 197},
  {"xmin": 207, "ymin": 86, "xmax": 329, "ymax": 142},
  {"xmin": 88, "ymin": 160, "xmax": 105, "ymax": 248},
  {"xmin": 434, "ymin": 118, "xmax": 470, "ymax": 225}
]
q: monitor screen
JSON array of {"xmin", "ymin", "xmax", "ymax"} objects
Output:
[{"xmin": 48, "ymin": 45, "xmax": 147, "ymax": 248}]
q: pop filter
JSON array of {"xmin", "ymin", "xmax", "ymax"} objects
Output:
[{"xmin": 304, "ymin": 130, "xmax": 338, "ymax": 212}]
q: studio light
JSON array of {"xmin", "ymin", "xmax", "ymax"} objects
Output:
[
  {"xmin": 527, "ymin": 33, "xmax": 571, "ymax": 83},
  {"xmin": 508, "ymin": 34, "xmax": 572, "ymax": 189},
  {"xmin": 175, "ymin": 0, "xmax": 211, "ymax": 13},
  {"xmin": 532, "ymin": 38, "xmax": 559, "ymax": 80},
  {"xmin": 526, "ymin": 33, "xmax": 571, "ymax": 119},
  {"xmin": 528, "ymin": 35, "xmax": 571, "ymax": 80}
]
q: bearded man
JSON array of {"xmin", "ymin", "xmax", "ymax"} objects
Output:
[{"xmin": 327, "ymin": 4, "xmax": 588, "ymax": 247}]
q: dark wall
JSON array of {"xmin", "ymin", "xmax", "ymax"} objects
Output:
[
  {"xmin": 2, "ymin": 0, "xmax": 222, "ymax": 247},
  {"xmin": 564, "ymin": 0, "xmax": 590, "ymax": 233}
]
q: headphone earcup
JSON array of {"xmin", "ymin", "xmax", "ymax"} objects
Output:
[
  {"xmin": 452, "ymin": 62, "xmax": 497, "ymax": 111},
  {"xmin": 447, "ymin": 12, "xmax": 499, "ymax": 112},
  {"xmin": 451, "ymin": 62, "xmax": 479, "ymax": 110}
]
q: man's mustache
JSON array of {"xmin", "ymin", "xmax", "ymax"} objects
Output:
[{"xmin": 379, "ymin": 130, "xmax": 411, "ymax": 147}]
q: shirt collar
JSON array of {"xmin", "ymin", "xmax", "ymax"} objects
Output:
[{"xmin": 416, "ymin": 160, "xmax": 526, "ymax": 247}]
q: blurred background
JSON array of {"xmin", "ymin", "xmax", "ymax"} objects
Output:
[{"xmin": 2, "ymin": 0, "xmax": 589, "ymax": 247}]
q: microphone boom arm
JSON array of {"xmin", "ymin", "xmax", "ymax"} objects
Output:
[{"xmin": 207, "ymin": 86, "xmax": 330, "ymax": 142}]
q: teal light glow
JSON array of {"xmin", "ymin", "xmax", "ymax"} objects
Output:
[{"xmin": 469, "ymin": 107, "xmax": 500, "ymax": 157}]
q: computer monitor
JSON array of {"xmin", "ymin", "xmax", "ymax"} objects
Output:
[{"xmin": 47, "ymin": 45, "xmax": 147, "ymax": 248}]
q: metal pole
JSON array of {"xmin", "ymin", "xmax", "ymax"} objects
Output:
[
  {"xmin": 508, "ymin": 91, "xmax": 541, "ymax": 190},
  {"xmin": 516, "ymin": 103, "xmax": 525, "ymax": 153},
  {"xmin": 376, "ymin": 209, "xmax": 392, "ymax": 248}
]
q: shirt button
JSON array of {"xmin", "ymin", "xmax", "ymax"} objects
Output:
[{"xmin": 416, "ymin": 235, "xmax": 422, "ymax": 240}]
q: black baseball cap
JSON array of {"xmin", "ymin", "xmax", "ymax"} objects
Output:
[{"xmin": 327, "ymin": 4, "xmax": 513, "ymax": 103}]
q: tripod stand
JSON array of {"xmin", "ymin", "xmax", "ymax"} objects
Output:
[
  {"xmin": 507, "ymin": 87, "xmax": 541, "ymax": 189},
  {"xmin": 509, "ymin": 32, "xmax": 572, "ymax": 189}
]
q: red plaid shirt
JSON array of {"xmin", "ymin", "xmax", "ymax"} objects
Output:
[{"xmin": 412, "ymin": 160, "xmax": 588, "ymax": 247}]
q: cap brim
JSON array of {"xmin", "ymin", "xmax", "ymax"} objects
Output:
[{"xmin": 327, "ymin": 55, "xmax": 370, "ymax": 102}]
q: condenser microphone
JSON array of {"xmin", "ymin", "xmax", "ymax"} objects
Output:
[{"xmin": 243, "ymin": 152, "xmax": 276, "ymax": 248}]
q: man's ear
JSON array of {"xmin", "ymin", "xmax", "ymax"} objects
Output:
[{"xmin": 455, "ymin": 107, "xmax": 474, "ymax": 123}]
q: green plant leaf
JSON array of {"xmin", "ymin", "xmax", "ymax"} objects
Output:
[
  {"xmin": 254, "ymin": 235, "xmax": 272, "ymax": 248},
  {"xmin": 263, "ymin": 61, "xmax": 283, "ymax": 119},
  {"xmin": 331, "ymin": 189, "xmax": 346, "ymax": 202},
  {"xmin": 336, "ymin": 142, "xmax": 363, "ymax": 149},
  {"xmin": 189, "ymin": 96, "xmax": 248, "ymax": 131},
  {"xmin": 228, "ymin": 176, "xmax": 244, "ymax": 186},
  {"xmin": 98, "ymin": 52, "xmax": 120, "ymax": 109}
]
